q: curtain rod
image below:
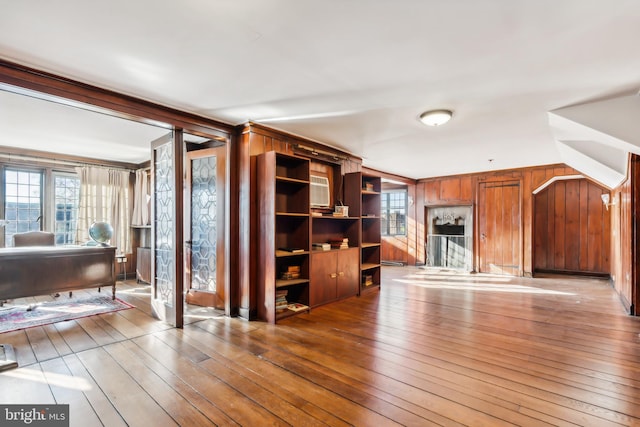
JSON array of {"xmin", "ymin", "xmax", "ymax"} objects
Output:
[{"xmin": 0, "ymin": 152, "xmax": 139, "ymax": 172}]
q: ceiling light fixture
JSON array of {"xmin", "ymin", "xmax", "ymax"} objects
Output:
[{"xmin": 419, "ymin": 109, "xmax": 453, "ymax": 127}]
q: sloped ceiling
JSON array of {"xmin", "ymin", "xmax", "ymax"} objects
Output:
[
  {"xmin": 1, "ymin": 1, "xmax": 640, "ymax": 179},
  {"xmin": 549, "ymin": 92, "xmax": 640, "ymax": 188}
]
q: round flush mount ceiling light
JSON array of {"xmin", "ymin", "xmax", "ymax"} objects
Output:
[{"xmin": 419, "ymin": 109, "xmax": 453, "ymax": 127}]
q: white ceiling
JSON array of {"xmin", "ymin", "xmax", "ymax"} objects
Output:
[{"xmin": 1, "ymin": 0, "xmax": 640, "ymax": 179}]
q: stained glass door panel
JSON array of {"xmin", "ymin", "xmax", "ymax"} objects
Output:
[
  {"xmin": 185, "ymin": 146, "xmax": 226, "ymax": 309},
  {"xmin": 151, "ymin": 132, "xmax": 184, "ymax": 326}
]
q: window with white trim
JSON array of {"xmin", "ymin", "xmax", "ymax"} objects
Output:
[{"xmin": 381, "ymin": 189, "xmax": 407, "ymax": 236}]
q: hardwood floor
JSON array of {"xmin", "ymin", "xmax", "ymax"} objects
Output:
[{"xmin": 1, "ymin": 267, "xmax": 639, "ymax": 426}]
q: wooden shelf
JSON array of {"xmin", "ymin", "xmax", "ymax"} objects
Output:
[
  {"xmin": 312, "ymin": 215, "xmax": 359, "ymax": 220},
  {"xmin": 346, "ymin": 172, "xmax": 382, "ymax": 292},
  {"xmin": 257, "ymin": 151, "xmax": 311, "ymax": 323},
  {"xmin": 361, "ymin": 242, "xmax": 381, "ymax": 249},
  {"xmin": 276, "ymin": 250, "xmax": 310, "ymax": 257},
  {"xmin": 276, "ymin": 175, "xmax": 309, "ymax": 185},
  {"xmin": 361, "ymin": 263, "xmax": 381, "ymax": 271},
  {"xmin": 276, "ymin": 278, "xmax": 310, "ymax": 288}
]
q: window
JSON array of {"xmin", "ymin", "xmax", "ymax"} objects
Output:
[
  {"xmin": 381, "ymin": 189, "xmax": 407, "ymax": 236},
  {"xmin": 54, "ymin": 173, "xmax": 80, "ymax": 245},
  {"xmin": 4, "ymin": 168, "xmax": 43, "ymax": 246},
  {"xmin": 2, "ymin": 167, "xmax": 80, "ymax": 247}
]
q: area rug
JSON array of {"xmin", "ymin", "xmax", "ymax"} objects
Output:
[{"xmin": 0, "ymin": 295, "xmax": 135, "ymax": 334}]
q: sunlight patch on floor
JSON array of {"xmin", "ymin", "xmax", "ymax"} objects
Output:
[
  {"xmin": 2, "ymin": 368, "xmax": 92, "ymax": 391},
  {"xmin": 394, "ymin": 278, "xmax": 575, "ymax": 295},
  {"xmin": 118, "ymin": 286, "xmax": 151, "ymax": 297}
]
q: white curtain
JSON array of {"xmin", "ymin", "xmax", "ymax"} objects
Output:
[
  {"xmin": 131, "ymin": 169, "xmax": 150, "ymax": 226},
  {"xmin": 76, "ymin": 166, "xmax": 132, "ymax": 254}
]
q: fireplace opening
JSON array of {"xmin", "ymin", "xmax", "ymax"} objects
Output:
[{"xmin": 426, "ymin": 206, "xmax": 473, "ymax": 271}]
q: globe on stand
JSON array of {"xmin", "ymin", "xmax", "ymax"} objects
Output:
[{"xmin": 89, "ymin": 222, "xmax": 113, "ymax": 246}]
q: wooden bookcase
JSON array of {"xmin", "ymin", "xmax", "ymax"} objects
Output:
[
  {"xmin": 257, "ymin": 151, "xmax": 311, "ymax": 323},
  {"xmin": 345, "ymin": 172, "xmax": 382, "ymax": 292},
  {"xmin": 310, "ymin": 216, "xmax": 360, "ymax": 306}
]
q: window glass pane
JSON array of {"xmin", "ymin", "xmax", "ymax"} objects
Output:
[
  {"xmin": 54, "ymin": 173, "xmax": 80, "ymax": 245},
  {"xmin": 381, "ymin": 189, "xmax": 407, "ymax": 236},
  {"xmin": 4, "ymin": 168, "xmax": 42, "ymax": 246},
  {"xmin": 5, "ymin": 170, "xmax": 17, "ymax": 184}
]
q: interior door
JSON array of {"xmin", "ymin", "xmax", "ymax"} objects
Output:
[
  {"xmin": 150, "ymin": 132, "xmax": 184, "ymax": 327},
  {"xmin": 478, "ymin": 180, "xmax": 521, "ymax": 275},
  {"xmin": 185, "ymin": 145, "xmax": 226, "ymax": 309}
]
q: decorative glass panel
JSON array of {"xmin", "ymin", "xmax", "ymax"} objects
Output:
[
  {"xmin": 154, "ymin": 142, "xmax": 174, "ymax": 305},
  {"xmin": 190, "ymin": 156, "xmax": 217, "ymax": 292}
]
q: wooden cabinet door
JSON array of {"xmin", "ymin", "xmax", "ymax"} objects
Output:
[
  {"xmin": 337, "ymin": 248, "xmax": 359, "ymax": 299},
  {"xmin": 310, "ymin": 251, "xmax": 338, "ymax": 307},
  {"xmin": 478, "ymin": 180, "xmax": 521, "ymax": 275}
]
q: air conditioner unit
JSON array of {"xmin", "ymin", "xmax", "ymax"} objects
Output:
[{"xmin": 310, "ymin": 175, "xmax": 330, "ymax": 208}]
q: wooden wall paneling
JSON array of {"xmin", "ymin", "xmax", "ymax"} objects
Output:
[
  {"xmin": 407, "ymin": 182, "xmax": 419, "ymax": 266},
  {"xmin": 228, "ymin": 131, "xmax": 240, "ymax": 316},
  {"xmin": 424, "ymin": 181, "xmax": 439, "ymax": 204},
  {"xmin": 416, "ymin": 183, "xmax": 426, "ymax": 264},
  {"xmin": 586, "ymin": 183, "xmax": 602, "ymax": 272},
  {"xmin": 546, "ymin": 181, "xmax": 556, "ymax": 270},
  {"xmin": 533, "ymin": 187, "xmax": 546, "ymax": 271},
  {"xmin": 533, "ymin": 178, "xmax": 609, "ymax": 276},
  {"xmin": 602, "ymin": 189, "xmax": 612, "ymax": 273},
  {"xmin": 460, "ymin": 176, "xmax": 473, "ymax": 202},
  {"xmin": 564, "ymin": 179, "xmax": 580, "ymax": 272},
  {"xmin": 531, "ymin": 169, "xmax": 548, "ymax": 192},
  {"xmin": 508, "ymin": 182, "xmax": 522, "ymax": 276},
  {"xmin": 237, "ymin": 130, "xmax": 252, "ymax": 319},
  {"xmin": 521, "ymin": 171, "xmax": 531, "ymax": 275},
  {"xmin": 553, "ymin": 180, "xmax": 566, "ymax": 270},
  {"xmin": 632, "ymin": 155, "xmax": 640, "ymax": 313},
  {"xmin": 578, "ymin": 180, "xmax": 589, "ymax": 272},
  {"xmin": 477, "ymin": 183, "xmax": 486, "ymax": 271},
  {"xmin": 610, "ymin": 154, "xmax": 634, "ymax": 313},
  {"xmin": 440, "ymin": 178, "xmax": 460, "ymax": 201}
]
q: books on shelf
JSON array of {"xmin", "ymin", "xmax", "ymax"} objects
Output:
[
  {"xmin": 362, "ymin": 274, "xmax": 373, "ymax": 287},
  {"xmin": 280, "ymin": 265, "xmax": 301, "ymax": 280},
  {"xmin": 312, "ymin": 242, "xmax": 331, "ymax": 251},
  {"xmin": 313, "ymin": 238, "xmax": 349, "ymax": 250},
  {"xmin": 278, "ymin": 247, "xmax": 305, "ymax": 253},
  {"xmin": 276, "ymin": 289, "xmax": 289, "ymax": 312},
  {"xmin": 330, "ymin": 237, "xmax": 349, "ymax": 250},
  {"xmin": 287, "ymin": 302, "xmax": 309, "ymax": 312}
]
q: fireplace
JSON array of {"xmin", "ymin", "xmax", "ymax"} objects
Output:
[{"xmin": 426, "ymin": 206, "xmax": 472, "ymax": 270}]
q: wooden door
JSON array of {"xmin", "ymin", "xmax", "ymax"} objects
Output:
[
  {"xmin": 337, "ymin": 248, "xmax": 359, "ymax": 299},
  {"xmin": 478, "ymin": 180, "xmax": 521, "ymax": 275},
  {"xmin": 310, "ymin": 251, "xmax": 337, "ymax": 307},
  {"xmin": 185, "ymin": 145, "xmax": 226, "ymax": 309},
  {"xmin": 150, "ymin": 132, "xmax": 184, "ymax": 327}
]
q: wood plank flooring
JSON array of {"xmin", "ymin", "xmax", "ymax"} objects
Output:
[{"xmin": 1, "ymin": 267, "xmax": 639, "ymax": 426}]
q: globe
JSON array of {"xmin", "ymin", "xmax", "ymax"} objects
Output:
[{"xmin": 88, "ymin": 221, "xmax": 113, "ymax": 246}]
